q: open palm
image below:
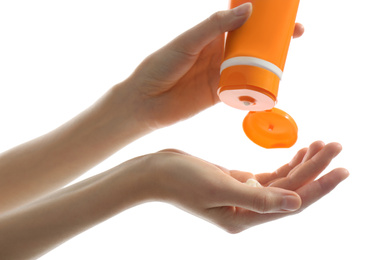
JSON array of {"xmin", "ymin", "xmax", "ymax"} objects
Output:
[{"xmin": 153, "ymin": 141, "xmax": 348, "ymax": 234}]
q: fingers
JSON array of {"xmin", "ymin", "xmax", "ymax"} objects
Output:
[
  {"xmin": 301, "ymin": 141, "xmax": 325, "ymax": 163},
  {"xmin": 221, "ymin": 168, "xmax": 349, "ymax": 231},
  {"xmin": 168, "ymin": 4, "xmax": 303, "ymax": 57},
  {"xmin": 256, "ymin": 147, "xmax": 308, "ymax": 185},
  {"xmin": 296, "ymin": 168, "xmax": 349, "ymax": 210},
  {"xmin": 222, "ymin": 184, "xmax": 301, "ymax": 214},
  {"xmin": 293, "ymin": 23, "xmax": 305, "ymax": 38},
  {"xmin": 289, "ymin": 147, "xmax": 309, "ymax": 167},
  {"xmin": 269, "ymin": 142, "xmax": 343, "ymax": 190},
  {"xmin": 167, "ymin": 3, "xmax": 252, "ymax": 57}
]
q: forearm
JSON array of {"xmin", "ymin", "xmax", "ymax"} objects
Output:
[
  {"xmin": 0, "ymin": 84, "xmax": 149, "ymax": 213},
  {"xmin": 0, "ymin": 155, "xmax": 151, "ymax": 260}
]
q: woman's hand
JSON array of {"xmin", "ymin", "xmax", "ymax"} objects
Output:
[
  {"xmin": 116, "ymin": 3, "xmax": 304, "ymax": 130},
  {"xmin": 0, "ymin": 141, "xmax": 347, "ymax": 259},
  {"xmin": 147, "ymin": 141, "xmax": 348, "ymax": 233}
]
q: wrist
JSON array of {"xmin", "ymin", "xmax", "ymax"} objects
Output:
[
  {"xmin": 119, "ymin": 152, "xmax": 182, "ymax": 204},
  {"xmin": 93, "ymin": 84, "xmax": 151, "ymax": 142},
  {"xmin": 109, "ymin": 77, "xmax": 154, "ymax": 136},
  {"xmin": 113, "ymin": 154, "xmax": 162, "ymax": 206},
  {"xmin": 133, "ymin": 151, "xmax": 194, "ymax": 204}
]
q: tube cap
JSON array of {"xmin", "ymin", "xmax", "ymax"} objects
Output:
[
  {"xmin": 242, "ymin": 108, "xmax": 298, "ymax": 149},
  {"xmin": 218, "ymin": 65, "xmax": 280, "ymax": 111}
]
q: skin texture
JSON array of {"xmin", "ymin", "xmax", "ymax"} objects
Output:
[{"xmin": 0, "ymin": 3, "xmax": 347, "ymax": 260}]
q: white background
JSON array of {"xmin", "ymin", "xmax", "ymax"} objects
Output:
[{"xmin": 0, "ymin": 0, "xmax": 389, "ymax": 259}]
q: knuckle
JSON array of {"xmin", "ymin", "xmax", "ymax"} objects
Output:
[
  {"xmin": 157, "ymin": 148, "xmax": 184, "ymax": 154},
  {"xmin": 252, "ymin": 192, "xmax": 272, "ymax": 213},
  {"xmin": 208, "ymin": 11, "xmax": 225, "ymax": 33},
  {"xmin": 308, "ymin": 156, "xmax": 321, "ymax": 168}
]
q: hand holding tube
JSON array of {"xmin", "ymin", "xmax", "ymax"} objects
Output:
[{"xmin": 116, "ymin": 3, "xmax": 303, "ymax": 131}]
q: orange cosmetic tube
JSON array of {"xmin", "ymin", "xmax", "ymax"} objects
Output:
[{"xmin": 218, "ymin": 0, "xmax": 300, "ymax": 111}]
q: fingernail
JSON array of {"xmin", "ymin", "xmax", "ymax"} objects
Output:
[
  {"xmin": 232, "ymin": 3, "xmax": 252, "ymax": 16},
  {"xmin": 282, "ymin": 195, "xmax": 301, "ymax": 211}
]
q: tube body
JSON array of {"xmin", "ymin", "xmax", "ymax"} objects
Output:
[{"xmin": 218, "ymin": 0, "xmax": 300, "ymax": 111}]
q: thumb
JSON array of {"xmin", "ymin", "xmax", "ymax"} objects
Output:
[
  {"xmin": 226, "ymin": 185, "xmax": 302, "ymax": 214},
  {"xmin": 168, "ymin": 3, "xmax": 252, "ymax": 56}
]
